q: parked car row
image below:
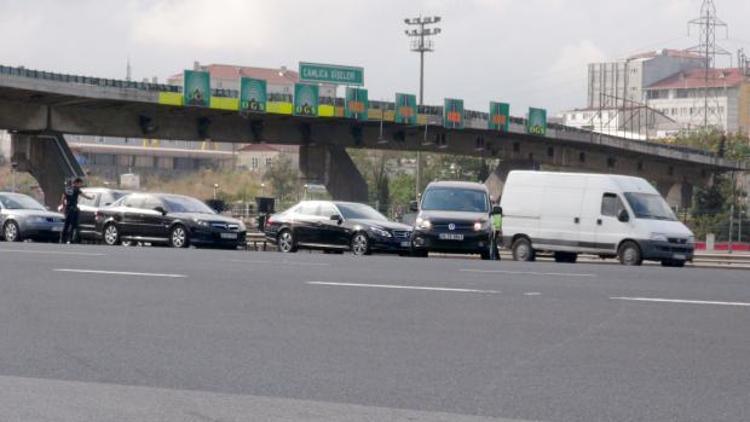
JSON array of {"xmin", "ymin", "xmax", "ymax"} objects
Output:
[{"xmin": 2, "ymin": 170, "xmax": 697, "ymax": 267}]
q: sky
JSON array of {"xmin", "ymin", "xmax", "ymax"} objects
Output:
[{"xmin": 1, "ymin": 0, "xmax": 749, "ymax": 115}]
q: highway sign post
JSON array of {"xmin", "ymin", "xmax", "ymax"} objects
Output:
[
  {"xmin": 443, "ymin": 98, "xmax": 464, "ymax": 129},
  {"xmin": 489, "ymin": 102, "xmax": 510, "ymax": 131},
  {"xmin": 240, "ymin": 77, "xmax": 267, "ymax": 112},
  {"xmin": 345, "ymin": 87, "xmax": 369, "ymax": 121},
  {"xmin": 527, "ymin": 107, "xmax": 547, "ymax": 136},
  {"xmin": 183, "ymin": 70, "xmax": 210, "ymax": 107},
  {"xmin": 395, "ymin": 93, "xmax": 417, "ymax": 124},
  {"xmin": 299, "ymin": 62, "xmax": 364, "ymax": 86},
  {"xmin": 294, "ymin": 83, "xmax": 319, "ymax": 117}
]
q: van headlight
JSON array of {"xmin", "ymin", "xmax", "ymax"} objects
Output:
[
  {"xmin": 474, "ymin": 221, "xmax": 489, "ymax": 231},
  {"xmin": 416, "ymin": 218, "xmax": 431, "ymax": 230},
  {"xmin": 649, "ymin": 232, "xmax": 668, "ymax": 242}
]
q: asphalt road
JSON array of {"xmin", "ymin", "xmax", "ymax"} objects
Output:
[{"xmin": 1, "ymin": 242, "xmax": 749, "ymax": 422}]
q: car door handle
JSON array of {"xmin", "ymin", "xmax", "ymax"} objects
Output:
[
  {"xmin": 597, "ymin": 219, "xmax": 603, "ymax": 226},
  {"xmin": 574, "ymin": 217, "xmax": 580, "ymax": 224}
]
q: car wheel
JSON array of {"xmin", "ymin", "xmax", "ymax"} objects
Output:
[
  {"xmin": 512, "ymin": 238, "xmax": 535, "ymax": 262},
  {"xmin": 3, "ymin": 220, "xmax": 21, "ymax": 242},
  {"xmin": 169, "ymin": 225, "xmax": 189, "ymax": 248},
  {"xmin": 618, "ymin": 241, "xmax": 642, "ymax": 266},
  {"xmin": 351, "ymin": 232, "xmax": 371, "ymax": 256},
  {"xmin": 103, "ymin": 223, "xmax": 120, "ymax": 246},
  {"xmin": 277, "ymin": 229, "xmax": 297, "ymax": 253}
]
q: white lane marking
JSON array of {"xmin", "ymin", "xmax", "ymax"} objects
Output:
[
  {"xmin": 610, "ymin": 296, "xmax": 750, "ymax": 307},
  {"xmin": 524, "ymin": 292, "xmax": 541, "ymax": 296},
  {"xmin": 460, "ymin": 269, "xmax": 596, "ymax": 277},
  {"xmin": 226, "ymin": 259, "xmax": 330, "ymax": 267},
  {"xmin": 307, "ymin": 281, "xmax": 499, "ymax": 294},
  {"xmin": 0, "ymin": 249, "xmax": 105, "ymax": 256},
  {"xmin": 54, "ymin": 269, "xmax": 186, "ymax": 278}
]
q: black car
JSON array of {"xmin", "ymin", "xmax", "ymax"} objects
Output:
[
  {"xmin": 410, "ymin": 181, "xmax": 501, "ymax": 259},
  {"xmin": 96, "ymin": 193, "xmax": 247, "ymax": 248},
  {"xmin": 265, "ymin": 201, "xmax": 413, "ymax": 255},
  {"xmin": 78, "ymin": 187, "xmax": 129, "ymax": 242}
]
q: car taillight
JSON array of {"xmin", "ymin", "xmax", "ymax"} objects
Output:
[
  {"xmin": 266, "ymin": 217, "xmax": 274, "ymax": 224},
  {"xmin": 95, "ymin": 211, "xmax": 103, "ymax": 220}
]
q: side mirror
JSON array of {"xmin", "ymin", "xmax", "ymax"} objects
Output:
[
  {"xmin": 330, "ymin": 214, "xmax": 342, "ymax": 223},
  {"xmin": 154, "ymin": 206, "xmax": 167, "ymax": 216},
  {"xmin": 409, "ymin": 201, "xmax": 419, "ymax": 212},
  {"xmin": 617, "ymin": 209, "xmax": 630, "ymax": 223},
  {"xmin": 492, "ymin": 205, "xmax": 503, "ymax": 216}
]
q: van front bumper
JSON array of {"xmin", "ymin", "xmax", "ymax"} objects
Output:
[
  {"xmin": 637, "ymin": 239, "xmax": 694, "ymax": 261},
  {"xmin": 412, "ymin": 230, "xmax": 491, "ymax": 254}
]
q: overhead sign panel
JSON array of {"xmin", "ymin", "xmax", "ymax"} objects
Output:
[
  {"xmin": 239, "ymin": 77, "xmax": 267, "ymax": 112},
  {"xmin": 394, "ymin": 93, "xmax": 417, "ymax": 125},
  {"xmin": 183, "ymin": 70, "xmax": 210, "ymax": 107},
  {"xmin": 345, "ymin": 87, "xmax": 369, "ymax": 121},
  {"xmin": 299, "ymin": 62, "xmax": 364, "ymax": 86},
  {"xmin": 294, "ymin": 83, "xmax": 319, "ymax": 116},
  {"xmin": 527, "ymin": 107, "xmax": 547, "ymax": 136},
  {"xmin": 489, "ymin": 102, "xmax": 510, "ymax": 131},
  {"xmin": 443, "ymin": 98, "xmax": 464, "ymax": 129}
]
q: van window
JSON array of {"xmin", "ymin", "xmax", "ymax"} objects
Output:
[{"xmin": 601, "ymin": 193, "xmax": 625, "ymax": 217}]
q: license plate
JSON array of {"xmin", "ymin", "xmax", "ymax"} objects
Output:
[
  {"xmin": 439, "ymin": 233, "xmax": 464, "ymax": 241},
  {"xmin": 400, "ymin": 241, "xmax": 411, "ymax": 247},
  {"xmin": 220, "ymin": 233, "xmax": 238, "ymax": 239},
  {"xmin": 673, "ymin": 253, "xmax": 686, "ymax": 260},
  {"xmin": 51, "ymin": 226, "xmax": 62, "ymax": 232}
]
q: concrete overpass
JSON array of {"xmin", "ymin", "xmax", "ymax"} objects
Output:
[{"xmin": 1, "ymin": 64, "xmax": 746, "ymax": 208}]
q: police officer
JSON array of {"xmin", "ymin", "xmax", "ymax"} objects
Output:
[
  {"xmin": 59, "ymin": 177, "xmax": 93, "ymax": 244},
  {"xmin": 491, "ymin": 197, "xmax": 503, "ymax": 261}
]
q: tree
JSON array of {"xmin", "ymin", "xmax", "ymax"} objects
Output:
[{"xmin": 263, "ymin": 156, "xmax": 299, "ymax": 202}]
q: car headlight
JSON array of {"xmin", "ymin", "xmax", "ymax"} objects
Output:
[
  {"xmin": 193, "ymin": 218, "xmax": 210, "ymax": 227},
  {"xmin": 650, "ymin": 232, "xmax": 668, "ymax": 242},
  {"xmin": 30, "ymin": 216, "xmax": 47, "ymax": 224},
  {"xmin": 474, "ymin": 221, "xmax": 488, "ymax": 231},
  {"xmin": 416, "ymin": 218, "xmax": 431, "ymax": 230},
  {"xmin": 370, "ymin": 226, "xmax": 392, "ymax": 238}
]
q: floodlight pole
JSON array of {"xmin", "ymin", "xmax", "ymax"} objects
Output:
[{"xmin": 405, "ymin": 16, "xmax": 441, "ymax": 201}]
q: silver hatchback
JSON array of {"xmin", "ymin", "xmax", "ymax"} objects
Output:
[{"xmin": 0, "ymin": 192, "xmax": 64, "ymax": 242}]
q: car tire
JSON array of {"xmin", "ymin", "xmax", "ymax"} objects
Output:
[
  {"xmin": 102, "ymin": 223, "xmax": 120, "ymax": 246},
  {"xmin": 512, "ymin": 237, "xmax": 535, "ymax": 262},
  {"xmin": 351, "ymin": 232, "xmax": 371, "ymax": 256},
  {"xmin": 169, "ymin": 225, "xmax": 189, "ymax": 248},
  {"xmin": 618, "ymin": 241, "xmax": 643, "ymax": 266},
  {"xmin": 277, "ymin": 229, "xmax": 297, "ymax": 253},
  {"xmin": 3, "ymin": 220, "xmax": 21, "ymax": 242}
]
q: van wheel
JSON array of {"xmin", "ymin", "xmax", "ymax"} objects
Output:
[
  {"xmin": 554, "ymin": 252, "xmax": 578, "ymax": 263},
  {"xmin": 618, "ymin": 241, "xmax": 642, "ymax": 266},
  {"xmin": 512, "ymin": 238, "xmax": 535, "ymax": 262}
]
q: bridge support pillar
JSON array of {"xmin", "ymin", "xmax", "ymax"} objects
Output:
[
  {"xmin": 10, "ymin": 132, "xmax": 85, "ymax": 208},
  {"xmin": 656, "ymin": 180, "xmax": 693, "ymax": 211},
  {"xmin": 485, "ymin": 159, "xmax": 539, "ymax": 201},
  {"xmin": 299, "ymin": 143, "xmax": 368, "ymax": 202}
]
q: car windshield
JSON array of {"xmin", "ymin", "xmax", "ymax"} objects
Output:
[
  {"xmin": 161, "ymin": 195, "xmax": 215, "ymax": 214},
  {"xmin": 421, "ymin": 187, "xmax": 489, "ymax": 213},
  {"xmin": 624, "ymin": 192, "xmax": 677, "ymax": 221},
  {"xmin": 0, "ymin": 194, "xmax": 46, "ymax": 210},
  {"xmin": 337, "ymin": 203, "xmax": 388, "ymax": 221}
]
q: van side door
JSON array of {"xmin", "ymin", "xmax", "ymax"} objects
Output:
[{"xmin": 595, "ymin": 192, "xmax": 630, "ymax": 254}]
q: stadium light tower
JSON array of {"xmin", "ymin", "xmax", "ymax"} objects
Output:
[{"xmin": 404, "ymin": 16, "xmax": 442, "ymax": 199}]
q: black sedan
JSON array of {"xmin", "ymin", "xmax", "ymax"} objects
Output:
[
  {"xmin": 96, "ymin": 193, "xmax": 246, "ymax": 248},
  {"xmin": 78, "ymin": 187, "xmax": 129, "ymax": 242},
  {"xmin": 264, "ymin": 201, "xmax": 413, "ymax": 255}
]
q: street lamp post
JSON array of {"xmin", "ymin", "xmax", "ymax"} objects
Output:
[{"xmin": 404, "ymin": 16, "xmax": 441, "ymax": 200}]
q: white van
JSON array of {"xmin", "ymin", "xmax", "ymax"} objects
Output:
[{"xmin": 499, "ymin": 171, "xmax": 695, "ymax": 267}]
